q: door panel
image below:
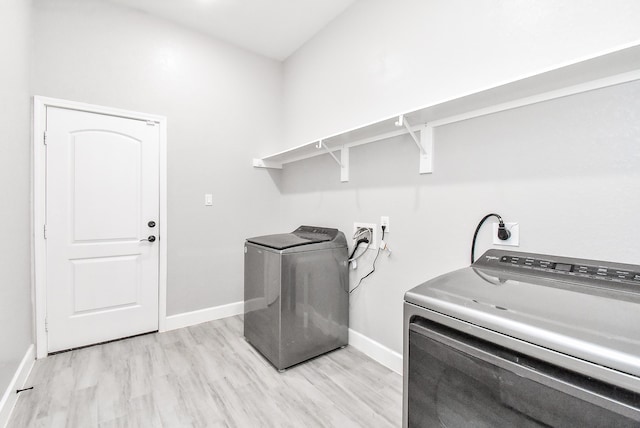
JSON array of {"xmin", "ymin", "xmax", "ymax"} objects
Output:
[
  {"xmin": 46, "ymin": 107, "xmax": 159, "ymax": 353},
  {"xmin": 72, "ymin": 131, "xmax": 141, "ymax": 242},
  {"xmin": 71, "ymin": 255, "xmax": 140, "ymax": 314}
]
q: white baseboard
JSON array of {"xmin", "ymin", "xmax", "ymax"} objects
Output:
[
  {"xmin": 0, "ymin": 345, "xmax": 35, "ymax": 428},
  {"xmin": 163, "ymin": 301, "xmax": 244, "ymax": 332},
  {"xmin": 348, "ymin": 328, "xmax": 403, "ymax": 375}
]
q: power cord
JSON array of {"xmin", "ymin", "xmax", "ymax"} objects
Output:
[
  {"xmin": 349, "ymin": 228, "xmax": 372, "ymax": 263},
  {"xmin": 348, "ymin": 238, "xmax": 369, "ymax": 260},
  {"xmin": 350, "ymin": 225, "xmax": 386, "ymax": 294},
  {"xmin": 471, "ymin": 213, "xmax": 510, "ymax": 264}
]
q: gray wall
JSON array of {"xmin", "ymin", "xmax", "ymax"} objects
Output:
[
  {"xmin": 32, "ymin": 0, "xmax": 284, "ymax": 315},
  {"xmin": 283, "ymin": 0, "xmax": 640, "ymax": 147},
  {"xmin": 279, "ymin": 0, "xmax": 640, "ymax": 355},
  {"xmin": 279, "ymin": 81, "xmax": 640, "ymax": 353},
  {"xmin": 0, "ymin": 0, "xmax": 33, "ymax": 397}
]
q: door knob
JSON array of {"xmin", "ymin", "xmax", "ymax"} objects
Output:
[
  {"xmin": 140, "ymin": 235, "xmax": 156, "ymax": 242},
  {"xmin": 148, "ymin": 221, "xmax": 156, "ymax": 228}
]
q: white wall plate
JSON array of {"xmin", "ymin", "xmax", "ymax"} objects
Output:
[{"xmin": 353, "ymin": 222, "xmax": 377, "ymax": 250}]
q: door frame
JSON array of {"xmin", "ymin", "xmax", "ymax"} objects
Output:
[{"xmin": 33, "ymin": 96, "xmax": 168, "ymax": 359}]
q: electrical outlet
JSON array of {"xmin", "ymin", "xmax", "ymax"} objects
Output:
[
  {"xmin": 353, "ymin": 222, "xmax": 377, "ymax": 250},
  {"xmin": 380, "ymin": 216, "xmax": 390, "ymax": 232},
  {"xmin": 493, "ymin": 222, "xmax": 519, "ymax": 246}
]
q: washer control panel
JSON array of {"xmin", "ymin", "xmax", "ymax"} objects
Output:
[
  {"xmin": 474, "ymin": 249, "xmax": 640, "ymax": 288},
  {"xmin": 293, "ymin": 225, "xmax": 339, "ymax": 240},
  {"xmin": 498, "ymin": 255, "xmax": 640, "ymax": 284}
]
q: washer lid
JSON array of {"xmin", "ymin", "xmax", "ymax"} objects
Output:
[{"xmin": 247, "ymin": 225, "xmax": 335, "ymax": 250}]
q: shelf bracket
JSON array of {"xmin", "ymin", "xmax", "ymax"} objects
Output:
[
  {"xmin": 396, "ymin": 115, "xmax": 425, "ymax": 154},
  {"xmin": 317, "ymin": 140, "xmax": 349, "ymax": 182},
  {"xmin": 317, "ymin": 140, "xmax": 342, "ymax": 167},
  {"xmin": 340, "ymin": 146, "xmax": 349, "ymax": 182},
  {"xmin": 395, "ymin": 115, "xmax": 433, "ymax": 174}
]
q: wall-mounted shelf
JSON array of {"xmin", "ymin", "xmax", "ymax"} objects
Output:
[{"xmin": 253, "ymin": 42, "xmax": 640, "ymax": 182}]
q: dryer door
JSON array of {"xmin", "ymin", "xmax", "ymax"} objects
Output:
[{"xmin": 407, "ymin": 318, "xmax": 640, "ymax": 428}]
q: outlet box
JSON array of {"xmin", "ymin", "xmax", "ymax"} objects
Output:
[
  {"xmin": 380, "ymin": 216, "xmax": 390, "ymax": 232},
  {"xmin": 353, "ymin": 222, "xmax": 377, "ymax": 250},
  {"xmin": 493, "ymin": 222, "xmax": 519, "ymax": 246}
]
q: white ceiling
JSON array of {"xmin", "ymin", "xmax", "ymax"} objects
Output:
[{"xmin": 106, "ymin": 0, "xmax": 356, "ymax": 61}]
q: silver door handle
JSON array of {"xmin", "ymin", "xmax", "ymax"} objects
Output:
[{"xmin": 140, "ymin": 235, "xmax": 156, "ymax": 242}]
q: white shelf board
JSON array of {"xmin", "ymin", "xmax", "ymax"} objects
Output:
[
  {"xmin": 254, "ymin": 41, "xmax": 640, "ymax": 171},
  {"xmin": 253, "ymin": 116, "xmax": 405, "ymax": 168}
]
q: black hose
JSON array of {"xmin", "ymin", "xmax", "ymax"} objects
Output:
[
  {"xmin": 349, "ymin": 238, "xmax": 369, "ymax": 260},
  {"xmin": 349, "ymin": 226, "xmax": 386, "ymax": 294},
  {"xmin": 471, "ymin": 213, "xmax": 505, "ymax": 264}
]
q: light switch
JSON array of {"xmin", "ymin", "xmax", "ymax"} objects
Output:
[{"xmin": 204, "ymin": 194, "xmax": 213, "ymax": 206}]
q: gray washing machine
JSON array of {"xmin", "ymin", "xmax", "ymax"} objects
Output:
[{"xmin": 244, "ymin": 226, "xmax": 349, "ymax": 371}]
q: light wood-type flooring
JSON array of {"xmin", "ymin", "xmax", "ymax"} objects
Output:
[{"xmin": 8, "ymin": 316, "xmax": 402, "ymax": 427}]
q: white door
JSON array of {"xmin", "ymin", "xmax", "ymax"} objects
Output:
[{"xmin": 46, "ymin": 106, "xmax": 160, "ymax": 353}]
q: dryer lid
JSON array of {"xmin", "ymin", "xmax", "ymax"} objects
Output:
[
  {"xmin": 405, "ymin": 249, "xmax": 640, "ymax": 381},
  {"xmin": 247, "ymin": 225, "xmax": 336, "ymax": 250}
]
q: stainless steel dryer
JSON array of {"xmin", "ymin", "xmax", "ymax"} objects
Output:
[
  {"xmin": 404, "ymin": 249, "xmax": 640, "ymax": 427},
  {"xmin": 244, "ymin": 226, "xmax": 348, "ymax": 371}
]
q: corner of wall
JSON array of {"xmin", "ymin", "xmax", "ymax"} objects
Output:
[{"xmin": 0, "ymin": 345, "xmax": 35, "ymax": 428}]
